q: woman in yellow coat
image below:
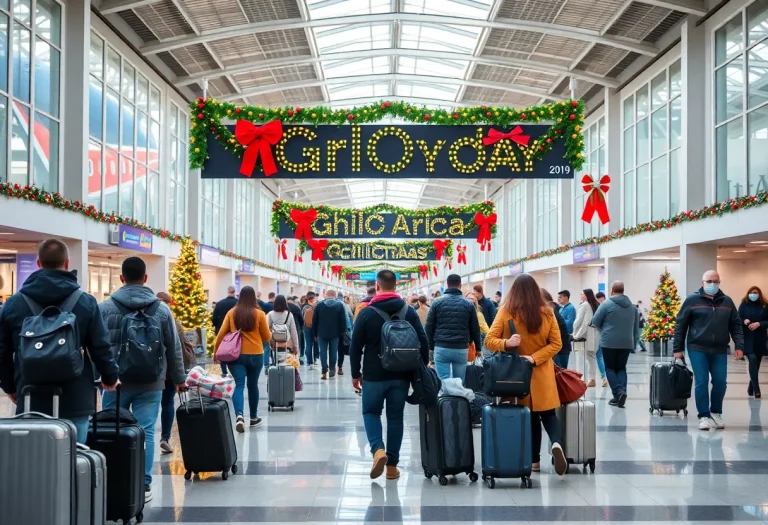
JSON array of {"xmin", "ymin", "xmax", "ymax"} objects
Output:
[{"xmin": 485, "ymin": 273, "xmax": 567, "ymax": 476}]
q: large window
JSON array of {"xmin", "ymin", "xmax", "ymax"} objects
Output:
[
  {"xmin": 234, "ymin": 180, "xmax": 256, "ymax": 258},
  {"xmin": 0, "ymin": 0, "xmax": 61, "ymax": 190},
  {"xmin": 507, "ymin": 182, "xmax": 525, "ymax": 261},
  {"xmin": 169, "ymin": 103, "xmax": 187, "ymax": 234},
  {"xmin": 622, "ymin": 59, "xmax": 681, "ymax": 226},
  {"xmin": 88, "ymin": 31, "xmax": 161, "ymax": 225},
  {"xmin": 260, "ymin": 189, "xmax": 275, "ymax": 262},
  {"xmin": 200, "ymin": 179, "xmax": 226, "ymax": 248},
  {"xmin": 715, "ymin": 0, "xmax": 768, "ymax": 201},
  {"xmin": 574, "ymin": 117, "xmax": 607, "ymax": 240},
  {"xmin": 534, "ymin": 179, "xmax": 559, "ymax": 252}
]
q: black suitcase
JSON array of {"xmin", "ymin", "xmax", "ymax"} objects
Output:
[
  {"xmin": 463, "ymin": 362, "xmax": 484, "ymax": 393},
  {"xmin": 86, "ymin": 388, "xmax": 145, "ymax": 525},
  {"xmin": 177, "ymin": 391, "xmax": 238, "ymax": 480},
  {"xmin": 419, "ymin": 396, "xmax": 478, "ymax": 485},
  {"xmin": 650, "ymin": 361, "xmax": 689, "ymax": 417}
]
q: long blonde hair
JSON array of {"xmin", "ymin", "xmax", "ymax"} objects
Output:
[{"xmin": 465, "ymin": 291, "xmax": 482, "ymax": 313}]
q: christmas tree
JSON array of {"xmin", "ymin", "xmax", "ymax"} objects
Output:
[
  {"xmin": 169, "ymin": 238, "xmax": 209, "ymax": 330},
  {"xmin": 643, "ymin": 269, "xmax": 681, "ymax": 342},
  {"xmin": 204, "ymin": 317, "xmax": 216, "ymax": 356}
]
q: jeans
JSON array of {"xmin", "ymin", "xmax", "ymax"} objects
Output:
[
  {"xmin": 69, "ymin": 416, "xmax": 90, "ymax": 445},
  {"xmin": 102, "ymin": 389, "xmax": 162, "ymax": 486},
  {"xmin": 603, "ymin": 348, "xmax": 631, "ymax": 398},
  {"xmin": 434, "ymin": 346, "xmax": 468, "ymax": 381},
  {"xmin": 229, "ymin": 353, "xmax": 264, "ymax": 418},
  {"xmin": 531, "ymin": 409, "xmax": 562, "ymax": 463},
  {"xmin": 553, "ymin": 351, "xmax": 570, "ymax": 369},
  {"xmin": 160, "ymin": 380, "xmax": 176, "ymax": 442},
  {"xmin": 596, "ymin": 346, "xmax": 606, "ymax": 379},
  {"xmin": 747, "ymin": 353, "xmax": 763, "ymax": 394},
  {"xmin": 220, "ymin": 363, "xmax": 228, "ymax": 376},
  {"xmin": 303, "ymin": 328, "xmax": 315, "ymax": 365},
  {"xmin": 361, "ymin": 379, "xmax": 409, "ymax": 466},
  {"xmin": 688, "ymin": 350, "xmax": 727, "ymax": 418},
  {"xmin": 317, "ymin": 337, "xmax": 339, "ymax": 374},
  {"xmin": 262, "ymin": 342, "xmax": 272, "ymax": 368},
  {"xmin": 338, "ymin": 344, "xmax": 345, "ymax": 370}
]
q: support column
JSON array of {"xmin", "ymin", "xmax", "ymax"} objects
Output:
[
  {"xmin": 187, "ymin": 170, "xmax": 202, "ymax": 240},
  {"xmin": 65, "ymin": 239, "xmax": 88, "ymax": 287},
  {"xmin": 605, "ymin": 88, "xmax": 623, "ymax": 232},
  {"xmin": 680, "ymin": 243, "xmax": 717, "ymax": 298},
  {"xmin": 558, "ymin": 266, "xmax": 580, "ymax": 296},
  {"xmin": 144, "ymin": 255, "xmax": 169, "ymax": 294},
  {"xmin": 681, "ymin": 19, "xmax": 707, "ymax": 210},
  {"xmin": 605, "ymin": 257, "xmax": 633, "ymax": 294},
  {"xmin": 524, "ymin": 181, "xmax": 535, "ymax": 256},
  {"xmin": 559, "ymin": 179, "xmax": 572, "ymax": 246},
  {"xmin": 225, "ymin": 180, "xmax": 235, "ymax": 253}
]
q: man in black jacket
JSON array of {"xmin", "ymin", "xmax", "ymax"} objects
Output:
[
  {"xmin": 673, "ymin": 270, "xmax": 744, "ymax": 431},
  {"xmin": 0, "ymin": 239, "xmax": 120, "ymax": 444},
  {"xmin": 212, "ymin": 285, "xmax": 238, "ymax": 374},
  {"xmin": 473, "ymin": 284, "xmax": 497, "ymax": 326},
  {"xmin": 312, "ymin": 289, "xmax": 347, "ymax": 380},
  {"xmin": 287, "ymin": 297, "xmax": 304, "ymax": 363},
  {"xmin": 350, "ymin": 270, "xmax": 429, "ymax": 481},
  {"xmin": 426, "ymin": 274, "xmax": 482, "ymax": 381}
]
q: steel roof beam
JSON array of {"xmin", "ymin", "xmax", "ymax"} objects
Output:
[
  {"xmin": 633, "ymin": 0, "xmax": 706, "ymax": 16},
  {"xmin": 140, "ymin": 13, "xmax": 658, "ymax": 57},
  {"xmin": 98, "ymin": 0, "xmax": 158, "ymax": 15},
  {"xmin": 213, "ymin": 95, "xmax": 520, "ymax": 110}
]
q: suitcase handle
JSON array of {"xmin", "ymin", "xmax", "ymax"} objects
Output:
[
  {"xmin": 20, "ymin": 385, "xmax": 62, "ymax": 417},
  {"xmin": 92, "ymin": 384, "xmax": 122, "ymax": 437},
  {"xmin": 180, "ymin": 387, "xmax": 206, "ymax": 415}
]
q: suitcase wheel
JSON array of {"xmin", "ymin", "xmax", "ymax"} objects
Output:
[
  {"xmin": 649, "ymin": 407, "xmax": 653, "ymax": 413},
  {"xmin": 486, "ymin": 476, "xmax": 495, "ymax": 489},
  {"xmin": 438, "ymin": 475, "xmax": 448, "ymax": 486},
  {"xmin": 136, "ymin": 512, "xmax": 143, "ymax": 523},
  {"xmin": 469, "ymin": 472, "xmax": 479, "ymax": 482},
  {"xmin": 291, "ymin": 406, "xmax": 294, "ymax": 411},
  {"xmin": 423, "ymin": 469, "xmax": 432, "ymax": 480},
  {"xmin": 588, "ymin": 459, "xmax": 596, "ymax": 473},
  {"xmin": 184, "ymin": 470, "xmax": 192, "ymax": 480},
  {"xmin": 658, "ymin": 409, "xmax": 664, "ymax": 417},
  {"xmin": 232, "ymin": 463, "xmax": 238, "ymax": 474},
  {"xmin": 222, "ymin": 469, "xmax": 229, "ymax": 480},
  {"xmin": 683, "ymin": 409, "xmax": 689, "ymax": 417},
  {"xmin": 522, "ymin": 476, "xmax": 532, "ymax": 489}
]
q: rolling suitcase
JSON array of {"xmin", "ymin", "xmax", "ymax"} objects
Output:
[
  {"xmin": 419, "ymin": 395, "xmax": 478, "ymax": 485},
  {"xmin": 87, "ymin": 387, "xmax": 146, "ymax": 525},
  {"xmin": 463, "ymin": 359, "xmax": 484, "ymax": 392},
  {"xmin": 554, "ymin": 400, "xmax": 596, "ymax": 473},
  {"xmin": 481, "ymin": 402, "xmax": 533, "ymax": 489},
  {"xmin": 268, "ymin": 347, "xmax": 295, "ymax": 411},
  {"xmin": 650, "ymin": 361, "xmax": 689, "ymax": 417},
  {"xmin": 177, "ymin": 390, "xmax": 238, "ymax": 480},
  {"xmin": 76, "ymin": 445, "xmax": 107, "ymax": 525},
  {"xmin": 0, "ymin": 386, "xmax": 76, "ymax": 525}
]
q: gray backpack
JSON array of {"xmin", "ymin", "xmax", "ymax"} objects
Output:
[{"xmin": 113, "ymin": 300, "xmax": 164, "ymax": 384}]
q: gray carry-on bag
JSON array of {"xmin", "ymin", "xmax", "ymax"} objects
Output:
[
  {"xmin": 0, "ymin": 386, "xmax": 77, "ymax": 525},
  {"xmin": 553, "ymin": 399, "xmax": 596, "ymax": 473},
  {"xmin": 76, "ymin": 444, "xmax": 107, "ymax": 525},
  {"xmin": 268, "ymin": 347, "xmax": 295, "ymax": 411}
]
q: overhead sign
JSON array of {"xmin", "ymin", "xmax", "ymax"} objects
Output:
[
  {"xmin": 345, "ymin": 272, "xmax": 401, "ymax": 281},
  {"xmin": 16, "ymin": 254, "xmax": 37, "ymax": 288},
  {"xmin": 278, "ymin": 212, "xmax": 478, "ymax": 239},
  {"xmin": 117, "ymin": 224, "xmax": 153, "ymax": 253},
  {"xmin": 240, "ymin": 260, "xmax": 256, "ymax": 274},
  {"xmin": 199, "ymin": 245, "xmax": 220, "ymax": 266},
  {"xmin": 508, "ymin": 262, "xmax": 523, "ymax": 276},
  {"xmin": 324, "ymin": 242, "xmax": 440, "ymax": 262},
  {"xmin": 573, "ymin": 242, "xmax": 599, "ymax": 264}
]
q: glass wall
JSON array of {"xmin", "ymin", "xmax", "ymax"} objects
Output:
[
  {"xmin": 715, "ymin": 0, "xmax": 768, "ymax": 200},
  {"xmin": 200, "ymin": 179, "xmax": 226, "ymax": 248},
  {"xmin": 574, "ymin": 117, "xmax": 606, "ymax": 240},
  {"xmin": 234, "ymin": 180, "xmax": 256, "ymax": 258},
  {"xmin": 260, "ymin": 188, "xmax": 276, "ymax": 262},
  {"xmin": 622, "ymin": 58, "xmax": 681, "ymax": 226},
  {"xmin": 88, "ymin": 30, "xmax": 161, "ymax": 225},
  {"xmin": 169, "ymin": 102, "xmax": 187, "ymax": 234},
  {"xmin": 507, "ymin": 181, "xmax": 525, "ymax": 260},
  {"xmin": 0, "ymin": 0, "xmax": 62, "ymax": 190},
  {"xmin": 534, "ymin": 179, "xmax": 558, "ymax": 252}
]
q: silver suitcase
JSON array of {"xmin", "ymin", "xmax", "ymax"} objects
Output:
[
  {"xmin": 268, "ymin": 348, "xmax": 295, "ymax": 411},
  {"xmin": 554, "ymin": 399, "xmax": 596, "ymax": 473},
  {"xmin": 0, "ymin": 386, "xmax": 76, "ymax": 525},
  {"xmin": 76, "ymin": 446, "xmax": 107, "ymax": 525}
]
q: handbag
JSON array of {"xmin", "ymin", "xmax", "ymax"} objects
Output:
[
  {"xmin": 554, "ymin": 365, "xmax": 587, "ymax": 403},
  {"xmin": 216, "ymin": 330, "xmax": 242, "ymax": 362},
  {"xmin": 669, "ymin": 358, "xmax": 693, "ymax": 399},
  {"xmin": 482, "ymin": 318, "xmax": 532, "ymax": 398}
]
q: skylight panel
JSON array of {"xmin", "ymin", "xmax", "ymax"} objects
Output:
[
  {"xmin": 324, "ymin": 56, "xmax": 390, "ymax": 78},
  {"xmin": 400, "ymin": 23, "xmax": 481, "ymax": 54},
  {"xmin": 314, "ymin": 24, "xmax": 392, "ymax": 53},
  {"xmin": 328, "ymin": 82, "xmax": 388, "ymax": 101},
  {"xmin": 398, "ymin": 56, "xmax": 468, "ymax": 79},
  {"xmin": 307, "ymin": 0, "xmax": 390, "ymax": 19},
  {"xmin": 396, "ymin": 82, "xmax": 459, "ymax": 101},
  {"xmin": 403, "ymin": 0, "xmax": 493, "ymax": 19}
]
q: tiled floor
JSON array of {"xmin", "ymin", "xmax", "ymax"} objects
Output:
[{"xmin": 5, "ymin": 353, "xmax": 768, "ymax": 523}]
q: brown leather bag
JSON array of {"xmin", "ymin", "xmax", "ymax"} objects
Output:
[{"xmin": 554, "ymin": 365, "xmax": 587, "ymax": 403}]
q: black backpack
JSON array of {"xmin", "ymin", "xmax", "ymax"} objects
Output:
[
  {"xmin": 407, "ymin": 363, "xmax": 441, "ymax": 407},
  {"xmin": 114, "ymin": 300, "xmax": 164, "ymax": 384},
  {"xmin": 370, "ymin": 305, "xmax": 422, "ymax": 372},
  {"xmin": 669, "ymin": 358, "xmax": 693, "ymax": 399}
]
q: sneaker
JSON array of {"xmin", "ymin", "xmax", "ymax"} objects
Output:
[
  {"xmin": 235, "ymin": 415, "xmax": 245, "ymax": 433},
  {"xmin": 337, "ymin": 367, "xmax": 344, "ymax": 376},
  {"xmin": 144, "ymin": 485, "xmax": 153, "ymax": 503},
  {"xmin": 698, "ymin": 417, "xmax": 712, "ymax": 431},
  {"xmin": 385, "ymin": 466, "xmax": 400, "ymax": 480},
  {"xmin": 532, "ymin": 462, "xmax": 541, "ymax": 472},
  {"xmin": 250, "ymin": 417, "xmax": 263, "ymax": 428},
  {"xmin": 710, "ymin": 413, "xmax": 725, "ymax": 429},
  {"xmin": 370, "ymin": 449, "xmax": 387, "ymax": 479},
  {"xmin": 329, "ymin": 370, "xmax": 336, "ymax": 378},
  {"xmin": 159, "ymin": 440, "xmax": 173, "ymax": 454},
  {"xmin": 586, "ymin": 379, "xmax": 596, "ymax": 388},
  {"xmin": 300, "ymin": 359, "xmax": 306, "ymax": 366},
  {"xmin": 617, "ymin": 392, "xmax": 627, "ymax": 408},
  {"xmin": 551, "ymin": 443, "xmax": 568, "ymax": 476},
  {"xmin": 608, "ymin": 398, "xmax": 619, "ymax": 407},
  {"xmin": 321, "ymin": 373, "xmax": 327, "ymax": 380},
  {"xmin": 748, "ymin": 383, "xmax": 754, "ymax": 397},
  {"xmin": 601, "ymin": 378, "xmax": 608, "ymax": 387}
]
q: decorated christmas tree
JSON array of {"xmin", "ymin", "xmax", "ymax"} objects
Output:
[
  {"xmin": 204, "ymin": 317, "xmax": 216, "ymax": 356},
  {"xmin": 169, "ymin": 238, "xmax": 209, "ymax": 330},
  {"xmin": 642, "ymin": 269, "xmax": 681, "ymax": 342}
]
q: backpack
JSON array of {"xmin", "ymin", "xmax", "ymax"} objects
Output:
[
  {"xmin": 303, "ymin": 305, "xmax": 314, "ymax": 328},
  {"xmin": 271, "ymin": 312, "xmax": 291, "ymax": 344},
  {"xmin": 114, "ymin": 300, "xmax": 164, "ymax": 384},
  {"xmin": 18, "ymin": 290, "xmax": 84, "ymax": 384},
  {"xmin": 370, "ymin": 305, "xmax": 422, "ymax": 372}
]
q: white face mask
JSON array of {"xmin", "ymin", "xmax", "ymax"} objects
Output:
[{"xmin": 749, "ymin": 293, "xmax": 760, "ymax": 302}]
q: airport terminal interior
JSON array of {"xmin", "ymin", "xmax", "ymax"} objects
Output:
[{"xmin": 3, "ymin": 0, "xmax": 768, "ymax": 523}]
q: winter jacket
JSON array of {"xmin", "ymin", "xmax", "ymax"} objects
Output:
[
  {"xmin": 551, "ymin": 302, "xmax": 571, "ymax": 355},
  {"xmin": 738, "ymin": 301, "xmax": 768, "ymax": 355},
  {"xmin": 212, "ymin": 296, "xmax": 237, "ymax": 334},
  {"xmin": 477, "ymin": 296, "xmax": 497, "ymax": 327},
  {"xmin": 312, "ymin": 298, "xmax": 347, "ymax": 341},
  {"xmin": 559, "ymin": 302, "xmax": 576, "ymax": 334},
  {"xmin": 424, "ymin": 288, "xmax": 482, "ymax": 351},
  {"xmin": 267, "ymin": 309, "xmax": 299, "ymax": 350},
  {"xmin": 354, "ymin": 296, "xmax": 373, "ymax": 322},
  {"xmin": 673, "ymin": 288, "xmax": 744, "ymax": 355},
  {"xmin": 0, "ymin": 269, "xmax": 119, "ymax": 418},
  {"xmin": 573, "ymin": 301, "xmax": 599, "ymax": 354},
  {"xmin": 288, "ymin": 302, "xmax": 304, "ymax": 331},
  {"xmin": 99, "ymin": 284, "xmax": 186, "ymax": 392},
  {"xmin": 214, "ymin": 308, "xmax": 271, "ymax": 356},
  {"xmin": 592, "ymin": 294, "xmax": 640, "ymax": 351},
  {"xmin": 349, "ymin": 295, "xmax": 429, "ymax": 382},
  {"xmin": 258, "ymin": 300, "xmax": 273, "ymax": 314}
]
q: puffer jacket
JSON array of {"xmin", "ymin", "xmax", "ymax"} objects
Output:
[
  {"xmin": 592, "ymin": 294, "xmax": 640, "ymax": 350},
  {"xmin": 424, "ymin": 288, "xmax": 482, "ymax": 351},
  {"xmin": 99, "ymin": 284, "xmax": 185, "ymax": 392},
  {"xmin": 673, "ymin": 288, "xmax": 744, "ymax": 354}
]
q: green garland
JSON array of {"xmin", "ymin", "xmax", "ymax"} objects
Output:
[
  {"xmin": 271, "ymin": 199, "xmax": 496, "ymax": 238},
  {"xmin": 188, "ymin": 98, "xmax": 586, "ymax": 172},
  {"xmin": 299, "ymin": 239, "xmax": 454, "ymax": 259}
]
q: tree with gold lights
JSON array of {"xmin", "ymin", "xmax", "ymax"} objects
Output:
[
  {"xmin": 642, "ymin": 269, "xmax": 681, "ymax": 342},
  {"xmin": 169, "ymin": 238, "xmax": 209, "ymax": 330}
]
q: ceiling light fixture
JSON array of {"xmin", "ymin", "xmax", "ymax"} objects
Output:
[
  {"xmin": 750, "ymin": 241, "xmax": 768, "ymax": 244},
  {"xmin": 733, "ymin": 250, "xmax": 748, "ymax": 253}
]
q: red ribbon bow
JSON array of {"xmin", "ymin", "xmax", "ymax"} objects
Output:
[
  {"xmin": 482, "ymin": 126, "xmax": 531, "ymax": 147},
  {"xmin": 331, "ymin": 265, "xmax": 343, "ymax": 279},
  {"xmin": 432, "ymin": 263, "xmax": 438, "ymax": 277},
  {"xmin": 474, "ymin": 213, "xmax": 497, "ymax": 252},
  {"xmin": 294, "ymin": 252, "xmax": 303, "ymax": 263},
  {"xmin": 275, "ymin": 239, "xmax": 287, "ymax": 260},
  {"xmin": 290, "ymin": 208, "xmax": 317, "ymax": 241},
  {"xmin": 308, "ymin": 239, "xmax": 328, "ymax": 261},
  {"xmin": 419, "ymin": 264, "xmax": 428, "ymax": 279},
  {"xmin": 581, "ymin": 174, "xmax": 611, "ymax": 225},
  {"xmin": 235, "ymin": 120, "xmax": 283, "ymax": 177},
  {"xmin": 433, "ymin": 239, "xmax": 450, "ymax": 261},
  {"xmin": 457, "ymin": 244, "xmax": 467, "ymax": 265}
]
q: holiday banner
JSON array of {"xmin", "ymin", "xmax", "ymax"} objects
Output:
[
  {"xmin": 573, "ymin": 242, "xmax": 598, "ymax": 263},
  {"xmin": 301, "ymin": 240, "xmax": 453, "ymax": 262}
]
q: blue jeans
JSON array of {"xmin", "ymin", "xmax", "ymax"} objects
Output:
[
  {"xmin": 70, "ymin": 416, "xmax": 89, "ymax": 445},
  {"xmin": 102, "ymin": 389, "xmax": 162, "ymax": 486},
  {"xmin": 553, "ymin": 351, "xmax": 570, "ymax": 369},
  {"xmin": 303, "ymin": 327, "xmax": 315, "ymax": 365},
  {"xmin": 318, "ymin": 337, "xmax": 339, "ymax": 374},
  {"xmin": 229, "ymin": 353, "xmax": 264, "ymax": 418},
  {"xmin": 434, "ymin": 346, "xmax": 468, "ymax": 381},
  {"xmin": 596, "ymin": 346, "xmax": 606, "ymax": 379},
  {"xmin": 361, "ymin": 379, "xmax": 409, "ymax": 466},
  {"xmin": 688, "ymin": 350, "xmax": 727, "ymax": 418},
  {"xmin": 220, "ymin": 363, "xmax": 228, "ymax": 376},
  {"xmin": 160, "ymin": 380, "xmax": 175, "ymax": 442},
  {"xmin": 603, "ymin": 349, "xmax": 631, "ymax": 398},
  {"xmin": 262, "ymin": 342, "xmax": 272, "ymax": 368}
]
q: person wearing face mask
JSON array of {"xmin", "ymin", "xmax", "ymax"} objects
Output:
[
  {"xmin": 673, "ymin": 270, "xmax": 744, "ymax": 431},
  {"xmin": 737, "ymin": 287, "xmax": 768, "ymax": 398}
]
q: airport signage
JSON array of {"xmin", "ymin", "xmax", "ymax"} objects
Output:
[{"xmin": 118, "ymin": 224, "xmax": 153, "ymax": 253}]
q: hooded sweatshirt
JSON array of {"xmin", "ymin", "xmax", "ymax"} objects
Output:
[
  {"xmin": 591, "ymin": 294, "xmax": 640, "ymax": 350},
  {"xmin": 312, "ymin": 297, "xmax": 347, "ymax": 340},
  {"xmin": 99, "ymin": 284, "xmax": 186, "ymax": 392}
]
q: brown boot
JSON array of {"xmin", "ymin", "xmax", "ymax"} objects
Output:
[
  {"xmin": 386, "ymin": 466, "xmax": 400, "ymax": 480},
  {"xmin": 370, "ymin": 449, "xmax": 387, "ymax": 479},
  {"xmin": 586, "ymin": 379, "xmax": 596, "ymax": 387},
  {"xmin": 337, "ymin": 367, "xmax": 344, "ymax": 376},
  {"xmin": 321, "ymin": 373, "xmax": 327, "ymax": 380}
]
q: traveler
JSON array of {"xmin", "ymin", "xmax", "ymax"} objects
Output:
[
  {"xmin": 673, "ymin": 271, "xmax": 744, "ymax": 430},
  {"xmin": 287, "ymin": 296, "xmax": 305, "ymax": 364},
  {"xmin": 213, "ymin": 286, "xmax": 271, "ymax": 432},
  {"xmin": 349, "ymin": 270, "xmax": 429, "ymax": 481},
  {"xmin": 416, "ymin": 295, "xmax": 430, "ymax": 326},
  {"xmin": 465, "ymin": 291, "xmax": 490, "ymax": 358},
  {"xmin": 738, "ymin": 286, "xmax": 768, "ymax": 398},
  {"xmin": 299, "ymin": 295, "xmax": 308, "ymax": 308},
  {"xmin": 425, "ymin": 274, "xmax": 482, "ymax": 381},
  {"xmin": 312, "ymin": 289, "xmax": 347, "ymax": 380},
  {"xmin": 473, "ymin": 284, "xmax": 497, "ymax": 327},
  {"xmin": 557, "ymin": 290, "xmax": 576, "ymax": 336},
  {"xmin": 0, "ymin": 239, "xmax": 120, "ymax": 444},
  {"xmin": 302, "ymin": 292, "xmax": 318, "ymax": 369},
  {"xmin": 493, "ymin": 290, "xmax": 502, "ymax": 307},
  {"xmin": 212, "ymin": 285, "xmax": 238, "ymax": 375},
  {"xmin": 156, "ymin": 291, "xmax": 196, "ymax": 454},
  {"xmin": 636, "ymin": 301, "xmax": 647, "ymax": 352},
  {"xmin": 541, "ymin": 289, "xmax": 571, "ymax": 369},
  {"xmin": 260, "ymin": 292, "xmax": 275, "ymax": 314},
  {"xmin": 594, "ymin": 292, "xmax": 608, "ymax": 386},
  {"xmin": 354, "ymin": 287, "xmax": 375, "ymax": 321},
  {"xmin": 337, "ymin": 294, "xmax": 354, "ymax": 375},
  {"xmin": 484, "ymin": 274, "xmax": 567, "ymax": 476},
  {"xmin": 573, "ymin": 289, "xmax": 600, "ymax": 386},
  {"xmin": 267, "ymin": 295, "xmax": 300, "ymax": 362},
  {"xmin": 591, "ymin": 281, "xmax": 639, "ymax": 408},
  {"xmin": 99, "ymin": 257, "xmax": 186, "ymax": 502}
]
